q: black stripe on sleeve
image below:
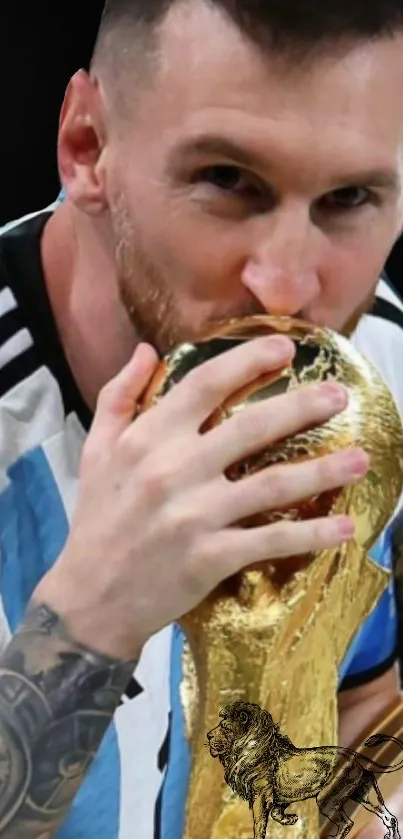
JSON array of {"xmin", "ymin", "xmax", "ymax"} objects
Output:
[
  {"xmin": 0, "ymin": 308, "xmax": 23, "ymax": 347},
  {"xmin": 0, "ymin": 347, "xmax": 39, "ymax": 400},
  {"xmin": 371, "ymin": 298, "xmax": 403, "ymax": 332},
  {"xmin": 338, "ymin": 648, "xmax": 398, "ymax": 692}
]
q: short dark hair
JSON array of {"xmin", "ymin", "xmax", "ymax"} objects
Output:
[{"xmin": 93, "ymin": 0, "xmax": 403, "ymax": 68}]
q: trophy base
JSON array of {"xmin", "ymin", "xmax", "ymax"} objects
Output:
[{"xmin": 320, "ymin": 697, "xmax": 403, "ymax": 838}]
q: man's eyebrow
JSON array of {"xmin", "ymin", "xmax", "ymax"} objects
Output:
[
  {"xmin": 168, "ymin": 135, "xmax": 261, "ymax": 169},
  {"xmin": 169, "ymin": 134, "xmax": 401, "ymax": 192},
  {"xmin": 328, "ymin": 169, "xmax": 401, "ymax": 192}
]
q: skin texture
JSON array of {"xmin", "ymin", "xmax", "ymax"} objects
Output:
[
  {"xmin": 49, "ymin": 2, "xmax": 403, "ymax": 405},
  {"xmin": 1, "ymin": 1, "xmax": 403, "ymax": 835},
  {"xmin": 0, "ymin": 603, "xmax": 136, "ymax": 837}
]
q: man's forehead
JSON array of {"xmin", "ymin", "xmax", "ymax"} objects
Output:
[
  {"xmin": 155, "ymin": 3, "xmax": 403, "ymax": 110},
  {"xmin": 138, "ymin": 12, "xmax": 403, "ymax": 181},
  {"xmin": 156, "ymin": 0, "xmax": 403, "ymax": 76}
]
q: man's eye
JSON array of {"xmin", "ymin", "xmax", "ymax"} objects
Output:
[
  {"xmin": 197, "ymin": 165, "xmax": 258, "ymax": 196},
  {"xmin": 320, "ymin": 186, "xmax": 371, "ymax": 211}
]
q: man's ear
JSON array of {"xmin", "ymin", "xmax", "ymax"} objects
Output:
[{"xmin": 58, "ymin": 70, "xmax": 108, "ymax": 216}]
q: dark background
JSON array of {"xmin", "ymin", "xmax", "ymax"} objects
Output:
[
  {"xmin": 0, "ymin": 2, "xmax": 402, "ymax": 296},
  {"xmin": 0, "ymin": 2, "xmax": 104, "ymax": 223}
]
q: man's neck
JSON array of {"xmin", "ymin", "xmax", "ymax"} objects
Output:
[{"xmin": 41, "ymin": 202, "xmax": 139, "ymax": 412}]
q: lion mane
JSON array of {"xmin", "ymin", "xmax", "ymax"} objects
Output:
[
  {"xmin": 206, "ymin": 701, "xmax": 403, "ymax": 839},
  {"xmin": 208, "ymin": 701, "xmax": 294, "ymax": 805}
]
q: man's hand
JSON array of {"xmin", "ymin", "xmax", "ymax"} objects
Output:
[
  {"xmin": 36, "ymin": 336, "xmax": 368, "ymax": 660},
  {"xmin": 0, "ymin": 338, "xmax": 372, "ymax": 837}
]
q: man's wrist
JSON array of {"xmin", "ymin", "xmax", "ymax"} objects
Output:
[{"xmin": 34, "ymin": 565, "xmax": 146, "ymax": 662}]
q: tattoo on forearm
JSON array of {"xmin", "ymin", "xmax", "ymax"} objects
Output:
[{"xmin": 0, "ymin": 603, "xmax": 137, "ymax": 837}]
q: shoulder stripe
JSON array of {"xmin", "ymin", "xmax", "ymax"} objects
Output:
[
  {"xmin": 0, "ymin": 329, "xmax": 34, "ymax": 372},
  {"xmin": 0, "ymin": 309, "xmax": 26, "ymax": 349},
  {"xmin": 0, "ymin": 280, "xmax": 38, "ymax": 398},
  {"xmin": 0, "ymin": 348, "xmax": 39, "ymax": 398},
  {"xmin": 371, "ymin": 297, "xmax": 403, "ymax": 332},
  {"xmin": 0, "ymin": 287, "xmax": 17, "ymax": 318}
]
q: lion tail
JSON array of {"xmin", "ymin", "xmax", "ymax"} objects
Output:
[{"xmin": 361, "ymin": 733, "xmax": 403, "ymax": 773}]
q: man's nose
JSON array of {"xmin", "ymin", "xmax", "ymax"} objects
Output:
[{"xmin": 241, "ymin": 213, "xmax": 321, "ymax": 316}]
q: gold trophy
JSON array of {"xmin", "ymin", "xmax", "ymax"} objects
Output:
[{"xmin": 141, "ymin": 315, "xmax": 403, "ymax": 839}]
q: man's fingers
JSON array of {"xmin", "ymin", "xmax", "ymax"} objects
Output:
[
  {"xmin": 201, "ymin": 515, "xmax": 355, "ymax": 587},
  {"xmin": 203, "ymin": 380, "xmax": 349, "ymax": 472},
  {"xmin": 86, "ymin": 343, "xmax": 159, "ymax": 454},
  {"xmin": 156, "ymin": 336, "xmax": 296, "ymax": 429},
  {"xmin": 220, "ymin": 447, "xmax": 369, "ymax": 524}
]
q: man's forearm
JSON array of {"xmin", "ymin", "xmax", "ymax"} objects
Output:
[
  {"xmin": 0, "ymin": 602, "xmax": 136, "ymax": 838},
  {"xmin": 338, "ymin": 668, "xmax": 401, "ymax": 748}
]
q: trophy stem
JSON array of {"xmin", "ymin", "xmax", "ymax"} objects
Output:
[
  {"xmin": 179, "ymin": 548, "xmax": 388, "ymax": 839},
  {"xmin": 180, "ymin": 597, "xmax": 337, "ymax": 837}
]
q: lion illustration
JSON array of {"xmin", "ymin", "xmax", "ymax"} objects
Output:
[{"xmin": 206, "ymin": 701, "xmax": 403, "ymax": 839}]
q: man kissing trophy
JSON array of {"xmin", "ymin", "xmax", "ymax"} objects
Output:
[{"xmin": 141, "ymin": 314, "xmax": 403, "ymax": 839}]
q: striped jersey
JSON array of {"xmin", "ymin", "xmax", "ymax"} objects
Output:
[{"xmin": 0, "ymin": 206, "xmax": 401, "ymax": 839}]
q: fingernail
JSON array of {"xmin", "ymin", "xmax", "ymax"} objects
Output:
[
  {"xmin": 320, "ymin": 382, "xmax": 348, "ymax": 408},
  {"xmin": 334, "ymin": 516, "xmax": 355, "ymax": 538},
  {"xmin": 265, "ymin": 336, "xmax": 295, "ymax": 357},
  {"xmin": 344, "ymin": 449, "xmax": 370, "ymax": 478}
]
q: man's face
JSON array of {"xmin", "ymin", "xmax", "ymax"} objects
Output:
[{"xmin": 100, "ymin": 2, "xmax": 403, "ymax": 353}]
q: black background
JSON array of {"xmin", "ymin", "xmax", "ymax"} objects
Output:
[{"xmin": 0, "ymin": 1, "xmax": 402, "ymax": 296}]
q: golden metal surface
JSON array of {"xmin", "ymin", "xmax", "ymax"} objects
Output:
[{"xmin": 142, "ymin": 315, "xmax": 403, "ymax": 839}]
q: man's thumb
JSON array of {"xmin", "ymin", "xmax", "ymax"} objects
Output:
[{"xmin": 86, "ymin": 343, "xmax": 159, "ymax": 453}]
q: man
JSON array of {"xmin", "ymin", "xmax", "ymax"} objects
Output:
[{"xmin": 1, "ymin": 1, "xmax": 403, "ymax": 837}]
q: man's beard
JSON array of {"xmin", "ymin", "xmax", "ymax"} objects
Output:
[
  {"xmin": 112, "ymin": 197, "xmax": 187, "ymax": 356},
  {"xmin": 111, "ymin": 194, "xmax": 376, "ymax": 356},
  {"xmin": 118, "ymin": 244, "xmax": 182, "ymax": 356},
  {"xmin": 111, "ymin": 194, "xmax": 263, "ymax": 355},
  {"xmin": 340, "ymin": 291, "xmax": 377, "ymax": 338}
]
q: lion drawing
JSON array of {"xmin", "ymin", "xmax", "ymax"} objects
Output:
[{"xmin": 206, "ymin": 701, "xmax": 403, "ymax": 839}]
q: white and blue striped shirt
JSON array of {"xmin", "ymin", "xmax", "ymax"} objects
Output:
[{"xmin": 0, "ymin": 207, "xmax": 401, "ymax": 838}]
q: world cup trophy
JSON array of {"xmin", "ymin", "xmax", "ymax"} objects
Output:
[{"xmin": 141, "ymin": 315, "xmax": 403, "ymax": 839}]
